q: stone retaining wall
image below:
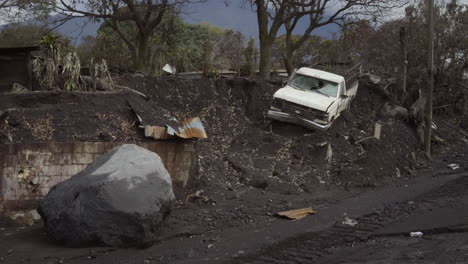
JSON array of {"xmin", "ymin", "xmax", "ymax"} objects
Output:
[{"xmin": 0, "ymin": 141, "xmax": 197, "ymax": 211}]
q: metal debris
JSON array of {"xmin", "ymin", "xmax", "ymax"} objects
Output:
[
  {"xmin": 144, "ymin": 117, "xmax": 207, "ymax": 140},
  {"xmin": 167, "ymin": 117, "xmax": 207, "ymax": 139},
  {"xmin": 130, "ymin": 103, "xmax": 207, "ymax": 140}
]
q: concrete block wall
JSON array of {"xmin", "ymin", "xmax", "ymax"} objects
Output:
[{"xmin": 0, "ymin": 141, "xmax": 197, "ymax": 211}]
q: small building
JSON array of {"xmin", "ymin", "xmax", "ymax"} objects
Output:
[{"xmin": 0, "ymin": 46, "xmax": 40, "ymax": 92}]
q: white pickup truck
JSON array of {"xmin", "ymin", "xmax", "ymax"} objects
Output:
[{"xmin": 267, "ymin": 66, "xmax": 359, "ymax": 130}]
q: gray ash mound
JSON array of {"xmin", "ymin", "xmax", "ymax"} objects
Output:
[
  {"xmin": 116, "ymin": 75, "xmax": 422, "ymax": 194},
  {"xmin": 0, "ymin": 91, "xmax": 146, "ymax": 143},
  {"xmin": 1, "ymin": 75, "xmax": 423, "ymax": 196}
]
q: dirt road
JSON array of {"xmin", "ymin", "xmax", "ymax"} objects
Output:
[
  {"xmin": 0, "ymin": 146, "xmax": 466, "ymax": 264},
  {"xmin": 238, "ymin": 149, "xmax": 468, "ymax": 264}
]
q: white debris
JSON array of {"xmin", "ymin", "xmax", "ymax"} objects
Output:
[
  {"xmin": 369, "ymin": 75, "xmax": 382, "ymax": 84},
  {"xmin": 162, "ymin": 64, "xmax": 176, "ymax": 74},
  {"xmin": 325, "ymin": 143, "xmax": 333, "ymax": 163},
  {"xmin": 374, "ymin": 122, "xmax": 382, "ymax": 139},
  {"xmin": 448, "ymin": 164, "xmax": 460, "ymax": 170},
  {"xmin": 410, "ymin": 231, "xmax": 423, "ymax": 238},
  {"xmin": 342, "ymin": 216, "xmax": 358, "ymax": 227}
]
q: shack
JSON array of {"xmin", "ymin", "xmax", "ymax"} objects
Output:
[{"xmin": 0, "ymin": 46, "xmax": 40, "ymax": 92}]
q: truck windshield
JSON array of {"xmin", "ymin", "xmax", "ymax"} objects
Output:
[{"xmin": 289, "ymin": 73, "xmax": 339, "ymax": 97}]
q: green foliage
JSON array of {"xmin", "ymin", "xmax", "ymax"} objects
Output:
[
  {"xmin": 241, "ymin": 38, "xmax": 258, "ymax": 77},
  {"xmin": 76, "ymin": 35, "xmax": 96, "ymax": 66},
  {"xmin": 93, "ymin": 23, "xmax": 134, "ymax": 70},
  {"xmin": 39, "ymin": 33, "xmax": 61, "ymax": 49},
  {"xmin": 92, "ymin": 14, "xmax": 245, "ymax": 75}
]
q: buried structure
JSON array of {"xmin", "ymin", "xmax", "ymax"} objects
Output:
[
  {"xmin": 0, "ymin": 88, "xmax": 207, "ymax": 213},
  {"xmin": 38, "ymin": 144, "xmax": 175, "ymax": 248}
]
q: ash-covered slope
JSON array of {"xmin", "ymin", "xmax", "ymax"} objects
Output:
[{"xmin": 0, "ymin": 75, "xmax": 424, "ymax": 194}]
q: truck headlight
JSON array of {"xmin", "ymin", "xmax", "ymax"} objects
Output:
[{"xmin": 271, "ymin": 98, "xmax": 283, "ymax": 109}]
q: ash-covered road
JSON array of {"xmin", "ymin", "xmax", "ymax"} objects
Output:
[{"xmin": 237, "ymin": 149, "xmax": 468, "ymax": 264}]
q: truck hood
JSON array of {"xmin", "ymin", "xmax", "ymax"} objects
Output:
[{"xmin": 274, "ymin": 86, "xmax": 336, "ymax": 112}]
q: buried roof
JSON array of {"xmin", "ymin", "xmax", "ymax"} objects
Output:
[
  {"xmin": 128, "ymin": 99, "xmax": 207, "ymax": 140},
  {"xmin": 144, "ymin": 117, "xmax": 208, "ymax": 140},
  {"xmin": 0, "ymin": 46, "xmax": 41, "ymax": 92},
  {"xmin": 0, "ymin": 46, "xmax": 41, "ymax": 55}
]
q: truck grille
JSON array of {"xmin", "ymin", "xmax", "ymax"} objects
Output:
[{"xmin": 280, "ymin": 100, "xmax": 327, "ymax": 121}]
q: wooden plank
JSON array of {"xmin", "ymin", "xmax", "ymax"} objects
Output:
[
  {"xmin": 374, "ymin": 123, "xmax": 382, "ymax": 140},
  {"xmin": 276, "ymin": 207, "xmax": 316, "ymax": 220}
]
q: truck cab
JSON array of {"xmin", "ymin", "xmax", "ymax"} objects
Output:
[{"xmin": 267, "ymin": 66, "xmax": 359, "ymax": 130}]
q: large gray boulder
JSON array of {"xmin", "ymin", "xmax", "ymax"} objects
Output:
[{"xmin": 38, "ymin": 144, "xmax": 175, "ymax": 248}]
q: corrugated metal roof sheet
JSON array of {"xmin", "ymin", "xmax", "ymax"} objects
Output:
[
  {"xmin": 129, "ymin": 101, "xmax": 207, "ymax": 140},
  {"xmin": 144, "ymin": 117, "xmax": 207, "ymax": 140},
  {"xmin": 170, "ymin": 117, "xmax": 208, "ymax": 139}
]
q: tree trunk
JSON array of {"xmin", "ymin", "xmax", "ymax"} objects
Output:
[
  {"xmin": 284, "ymin": 49, "xmax": 295, "ymax": 75},
  {"xmin": 256, "ymin": 0, "xmax": 271, "ymax": 79},
  {"xmin": 259, "ymin": 39, "xmax": 272, "ymax": 79},
  {"xmin": 136, "ymin": 33, "xmax": 150, "ymax": 71}
]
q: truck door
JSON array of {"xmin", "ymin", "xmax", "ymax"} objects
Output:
[{"xmin": 338, "ymin": 82, "xmax": 350, "ymax": 112}]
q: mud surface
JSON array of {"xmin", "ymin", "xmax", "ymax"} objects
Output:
[
  {"xmin": 116, "ymin": 75, "xmax": 428, "ymax": 192},
  {"xmin": 0, "ymin": 91, "xmax": 145, "ymax": 142},
  {"xmin": 0, "ymin": 147, "xmax": 466, "ymax": 264},
  {"xmin": 238, "ymin": 150, "xmax": 468, "ymax": 264},
  {"xmin": 1, "ymin": 75, "xmax": 431, "ymax": 192}
]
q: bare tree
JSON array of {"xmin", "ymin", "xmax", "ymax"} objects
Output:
[
  {"xmin": 49, "ymin": 0, "xmax": 205, "ymax": 72},
  {"xmin": 251, "ymin": 0, "xmax": 406, "ymax": 78},
  {"xmin": 0, "ymin": 0, "xmax": 12, "ymax": 8},
  {"xmin": 0, "ymin": 0, "xmax": 40, "ymax": 22}
]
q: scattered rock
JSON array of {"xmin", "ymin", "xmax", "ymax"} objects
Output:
[
  {"xmin": 10, "ymin": 83, "xmax": 29, "ymax": 93},
  {"xmin": 5, "ymin": 210, "xmax": 41, "ymax": 226},
  {"xmin": 81, "ymin": 76, "xmax": 112, "ymax": 91},
  {"xmin": 342, "ymin": 216, "xmax": 358, "ymax": 227},
  {"xmin": 38, "ymin": 144, "xmax": 175, "ymax": 247},
  {"xmin": 249, "ymin": 179, "xmax": 269, "ymax": 189},
  {"xmin": 379, "ymin": 103, "xmax": 408, "ymax": 119},
  {"xmin": 4, "ymin": 111, "xmax": 22, "ymax": 127},
  {"xmin": 99, "ymin": 131, "xmax": 113, "ymax": 141}
]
